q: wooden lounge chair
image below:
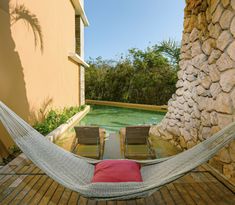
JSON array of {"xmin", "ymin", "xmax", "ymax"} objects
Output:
[
  {"xmin": 120, "ymin": 125, "xmax": 156, "ymax": 159},
  {"xmin": 74, "ymin": 126, "xmax": 105, "ymax": 159}
]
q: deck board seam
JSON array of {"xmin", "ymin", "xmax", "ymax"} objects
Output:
[
  {"xmin": 205, "ymin": 166, "xmax": 235, "ymax": 194},
  {"xmin": 0, "ymin": 173, "xmax": 46, "ymax": 176},
  {"xmin": 0, "ymin": 167, "xmax": 40, "ymax": 204},
  {"xmin": 13, "ymin": 174, "xmax": 45, "ymax": 205},
  {"xmin": 163, "ymin": 186, "xmax": 176, "ymax": 205},
  {"xmin": 194, "ymin": 178, "xmax": 219, "ymax": 204},
  {"xmin": 18, "ymin": 174, "xmax": 45, "ymax": 205},
  {"xmin": 34, "ymin": 177, "xmax": 55, "ymax": 205},
  {"xmin": 169, "ymin": 183, "xmax": 187, "ymax": 205},
  {"xmin": 182, "ymin": 177, "xmax": 204, "ymax": 204},
  {"xmin": 184, "ymin": 175, "xmax": 208, "ymax": 205},
  {"xmin": 38, "ymin": 182, "xmax": 60, "ymax": 205},
  {"xmin": 5, "ymin": 169, "xmax": 40, "ymax": 204},
  {"xmin": 196, "ymin": 173, "xmax": 229, "ymax": 205},
  {"xmin": 159, "ymin": 189, "xmax": 167, "ymax": 205},
  {"xmin": 202, "ymin": 172, "xmax": 235, "ymax": 204},
  {"xmin": 0, "ymin": 166, "xmax": 37, "ymax": 199},
  {"xmin": 65, "ymin": 190, "xmax": 73, "ymax": 204}
]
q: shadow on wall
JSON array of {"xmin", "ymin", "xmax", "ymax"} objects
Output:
[
  {"xmin": 0, "ymin": 0, "xmax": 43, "ymax": 153},
  {"xmin": 10, "ymin": 3, "xmax": 44, "ymax": 53},
  {"xmin": 29, "ymin": 97, "xmax": 53, "ymax": 124},
  {"xmin": 0, "ymin": 139, "xmax": 9, "ymax": 159}
]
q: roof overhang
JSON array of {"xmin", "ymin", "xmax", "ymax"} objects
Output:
[
  {"xmin": 71, "ymin": 0, "xmax": 89, "ymax": 26},
  {"xmin": 69, "ymin": 52, "xmax": 90, "ymax": 67}
]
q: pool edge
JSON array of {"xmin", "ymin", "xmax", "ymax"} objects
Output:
[{"xmin": 85, "ymin": 100, "xmax": 167, "ymax": 113}]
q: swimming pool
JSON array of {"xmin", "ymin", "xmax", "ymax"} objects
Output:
[
  {"xmin": 57, "ymin": 104, "xmax": 179, "ymax": 159},
  {"xmin": 78, "ymin": 105, "xmax": 165, "ymax": 133}
]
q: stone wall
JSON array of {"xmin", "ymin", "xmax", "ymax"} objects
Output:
[
  {"xmin": 150, "ymin": 0, "xmax": 235, "ymax": 184},
  {"xmin": 80, "ymin": 66, "xmax": 85, "ymax": 105},
  {"xmin": 75, "ymin": 15, "xmax": 81, "ymax": 56},
  {"xmin": 75, "ymin": 14, "xmax": 85, "ymax": 105}
]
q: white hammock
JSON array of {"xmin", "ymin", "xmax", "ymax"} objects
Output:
[{"xmin": 0, "ymin": 101, "xmax": 234, "ymax": 200}]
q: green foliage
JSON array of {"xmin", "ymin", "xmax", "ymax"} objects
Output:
[
  {"xmin": 33, "ymin": 106, "xmax": 85, "ymax": 135},
  {"xmin": 9, "ymin": 145, "xmax": 21, "ymax": 155},
  {"xmin": 86, "ymin": 40, "xmax": 180, "ymax": 105},
  {"xmin": 156, "ymin": 39, "xmax": 181, "ymax": 69},
  {"xmin": 2, "ymin": 145, "xmax": 22, "ymax": 165}
]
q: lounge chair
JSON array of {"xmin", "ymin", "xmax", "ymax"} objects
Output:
[
  {"xmin": 74, "ymin": 126, "xmax": 105, "ymax": 159},
  {"xmin": 120, "ymin": 125, "xmax": 156, "ymax": 159}
]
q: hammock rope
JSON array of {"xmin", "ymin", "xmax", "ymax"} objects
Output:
[{"xmin": 0, "ymin": 101, "xmax": 234, "ymax": 200}]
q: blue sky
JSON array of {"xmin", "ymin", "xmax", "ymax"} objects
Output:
[{"xmin": 84, "ymin": 0, "xmax": 185, "ymax": 60}]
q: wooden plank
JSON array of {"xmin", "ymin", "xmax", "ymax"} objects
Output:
[
  {"xmin": 0, "ymin": 164, "xmax": 18, "ymax": 175},
  {"xmin": 38, "ymin": 181, "xmax": 59, "ymax": 205},
  {"xmin": 166, "ymin": 183, "xmax": 186, "ymax": 205},
  {"xmin": 107, "ymin": 201, "xmax": 116, "ymax": 205},
  {"xmin": 152, "ymin": 190, "xmax": 166, "ymax": 205},
  {"xmin": 160, "ymin": 187, "xmax": 175, "ymax": 205},
  {"xmin": 0, "ymin": 165, "xmax": 33, "ymax": 195},
  {"xmin": 0, "ymin": 166, "xmax": 37, "ymax": 200},
  {"xmin": 103, "ymin": 134, "xmax": 122, "ymax": 159},
  {"xmin": 21, "ymin": 177, "xmax": 56, "ymax": 205},
  {"xmin": 184, "ymin": 173, "xmax": 215, "ymax": 204},
  {"xmin": 1, "ymin": 158, "xmax": 234, "ymax": 205},
  {"xmin": 203, "ymin": 172, "xmax": 231, "ymax": 195},
  {"xmin": 184, "ymin": 175, "xmax": 213, "ymax": 204},
  {"xmin": 126, "ymin": 200, "xmax": 136, "ymax": 205},
  {"xmin": 87, "ymin": 199, "xmax": 97, "ymax": 205},
  {"xmin": 0, "ymin": 168, "xmax": 40, "ymax": 204},
  {"xmin": 202, "ymin": 164, "xmax": 235, "ymax": 193},
  {"xmin": 196, "ymin": 172, "xmax": 232, "ymax": 205},
  {"xmin": 28, "ymin": 177, "xmax": 54, "ymax": 205},
  {"xmin": 97, "ymin": 201, "xmax": 107, "ymax": 205},
  {"xmin": 0, "ymin": 164, "xmax": 21, "ymax": 181},
  {"xmin": 67, "ymin": 192, "xmax": 80, "ymax": 205},
  {"xmin": 77, "ymin": 196, "xmax": 88, "ymax": 205},
  {"xmin": 58, "ymin": 188, "xmax": 72, "ymax": 205},
  {"xmin": 116, "ymin": 201, "xmax": 126, "ymax": 205},
  {"xmin": 0, "ymin": 162, "xmax": 35, "ymax": 187},
  {"xmin": 173, "ymin": 181, "xmax": 197, "ymax": 205},
  {"xmin": 202, "ymin": 172, "xmax": 235, "ymax": 204},
  {"xmin": 47, "ymin": 184, "xmax": 65, "ymax": 205},
  {"xmin": 55, "ymin": 189, "xmax": 72, "ymax": 205},
  {"xmin": 135, "ymin": 198, "xmax": 145, "ymax": 205},
  {"xmin": 193, "ymin": 183, "xmax": 215, "ymax": 204},
  {"xmin": 196, "ymin": 165, "xmax": 207, "ymax": 172},
  {"xmin": 194, "ymin": 172, "xmax": 222, "ymax": 195},
  {"xmin": 144, "ymin": 196, "xmax": 155, "ymax": 205},
  {"xmin": 8, "ymin": 173, "xmax": 46, "ymax": 205},
  {"xmin": 0, "ymin": 154, "xmax": 29, "ymax": 176}
]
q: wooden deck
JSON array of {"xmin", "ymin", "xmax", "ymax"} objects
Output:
[
  {"xmin": 0, "ymin": 155, "xmax": 234, "ymax": 205},
  {"xmin": 0, "ymin": 132, "xmax": 234, "ymax": 205}
]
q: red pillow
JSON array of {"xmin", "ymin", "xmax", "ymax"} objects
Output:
[{"xmin": 92, "ymin": 160, "xmax": 143, "ymax": 183}]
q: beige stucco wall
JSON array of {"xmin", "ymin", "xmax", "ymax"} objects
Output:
[{"xmin": 0, "ymin": 0, "xmax": 82, "ymax": 156}]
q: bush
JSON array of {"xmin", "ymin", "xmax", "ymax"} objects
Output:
[
  {"xmin": 2, "ymin": 145, "xmax": 22, "ymax": 165},
  {"xmin": 33, "ymin": 105, "xmax": 85, "ymax": 135}
]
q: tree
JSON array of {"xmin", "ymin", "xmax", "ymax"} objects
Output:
[
  {"xmin": 85, "ymin": 40, "xmax": 180, "ymax": 105},
  {"xmin": 156, "ymin": 39, "xmax": 180, "ymax": 69}
]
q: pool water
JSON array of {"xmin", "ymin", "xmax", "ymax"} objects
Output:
[
  {"xmin": 58, "ymin": 105, "xmax": 180, "ymax": 159},
  {"xmin": 79, "ymin": 105, "xmax": 165, "ymax": 133}
]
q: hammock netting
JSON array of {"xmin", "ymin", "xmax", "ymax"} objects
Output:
[{"xmin": 0, "ymin": 101, "xmax": 234, "ymax": 200}]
